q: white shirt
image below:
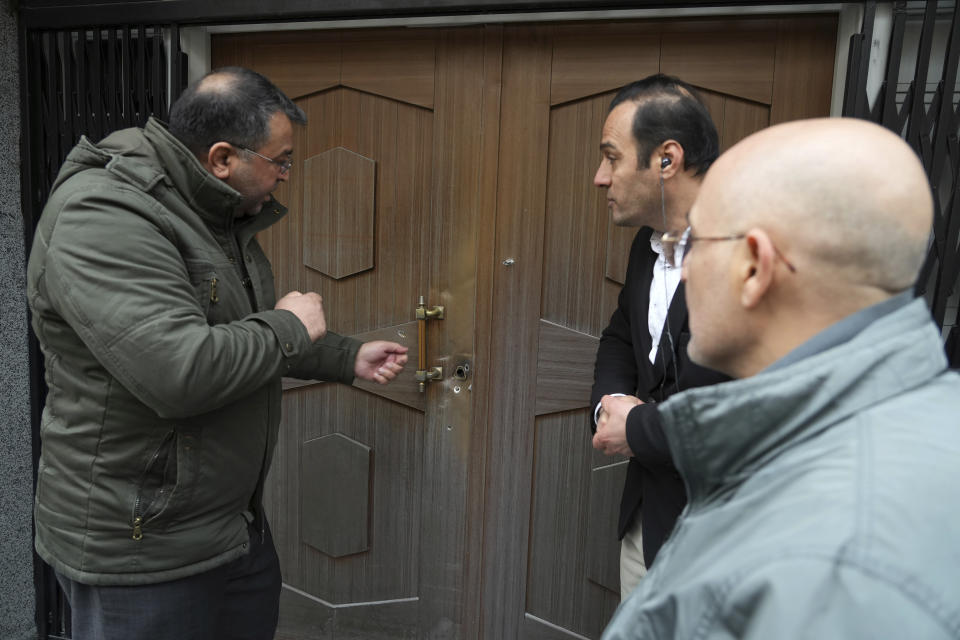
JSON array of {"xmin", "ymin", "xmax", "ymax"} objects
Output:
[
  {"xmin": 594, "ymin": 230, "xmax": 684, "ymax": 424},
  {"xmin": 647, "ymin": 231, "xmax": 684, "ymax": 364}
]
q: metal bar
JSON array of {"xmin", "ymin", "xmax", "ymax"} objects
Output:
[
  {"xmin": 854, "ymin": 1, "xmax": 877, "ymax": 119},
  {"xmin": 42, "ymin": 32, "xmax": 58, "ymax": 201},
  {"xmin": 18, "ymin": 0, "xmax": 853, "ymax": 29},
  {"xmin": 55, "ymin": 31, "xmax": 68, "ymax": 164},
  {"xmin": 137, "ymin": 25, "xmax": 146, "ymax": 125},
  {"xmin": 932, "ymin": 187, "xmax": 960, "ymax": 325},
  {"xmin": 107, "ymin": 27, "xmax": 117, "ymax": 132},
  {"xmin": 879, "ymin": 1, "xmax": 907, "ymax": 131},
  {"xmin": 915, "ymin": 208, "xmax": 939, "ymax": 299},
  {"xmin": 170, "ymin": 23, "xmax": 182, "ymax": 105},
  {"xmin": 77, "ymin": 30, "xmax": 90, "ymax": 139},
  {"xmin": 121, "ymin": 26, "xmax": 131, "ymax": 126},
  {"xmin": 895, "ymin": 84, "xmax": 912, "ymax": 134},
  {"xmin": 903, "ymin": 0, "xmax": 937, "ymax": 166},
  {"xmin": 929, "ymin": 3, "xmax": 960, "ymax": 253},
  {"xmin": 90, "ymin": 29, "xmax": 102, "ymax": 141},
  {"xmin": 152, "ymin": 25, "xmax": 162, "ymax": 119},
  {"xmin": 57, "ymin": 32, "xmax": 73, "ymax": 171},
  {"xmin": 869, "ymin": 78, "xmax": 886, "ymax": 122},
  {"xmin": 946, "ymin": 326, "xmax": 959, "ymax": 368},
  {"xmin": 67, "ymin": 31, "xmax": 80, "ymax": 151},
  {"xmin": 841, "ymin": 31, "xmax": 866, "ymax": 117}
]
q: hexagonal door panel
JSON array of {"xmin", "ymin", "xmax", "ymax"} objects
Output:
[
  {"xmin": 302, "ymin": 147, "xmax": 376, "ymax": 280},
  {"xmin": 300, "ymin": 433, "xmax": 371, "ymax": 558}
]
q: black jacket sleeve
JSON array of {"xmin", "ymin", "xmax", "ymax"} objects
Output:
[
  {"xmin": 624, "ymin": 403, "xmax": 674, "ymax": 468},
  {"xmin": 589, "ymin": 229, "xmax": 656, "ymax": 443}
]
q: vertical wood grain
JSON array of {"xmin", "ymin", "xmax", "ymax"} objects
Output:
[
  {"xmin": 217, "ymin": 29, "xmax": 442, "ymax": 637},
  {"xmin": 462, "ymin": 24, "xmax": 505, "ymax": 638},
  {"xmin": 341, "ymin": 29, "xmax": 436, "ymax": 109},
  {"xmin": 720, "ymin": 97, "xmax": 770, "ymax": 152},
  {"xmin": 697, "ymin": 88, "xmax": 726, "ymax": 137},
  {"xmin": 605, "ymin": 225, "xmax": 637, "ymax": 287},
  {"xmin": 550, "ymin": 22, "xmax": 660, "ymax": 106},
  {"xmin": 661, "ymin": 19, "xmax": 779, "ymax": 105},
  {"xmin": 534, "ymin": 320, "xmax": 600, "ymax": 415},
  {"xmin": 542, "ymin": 94, "xmax": 611, "ymax": 336},
  {"xmin": 527, "ymin": 412, "xmax": 621, "ymax": 638},
  {"xmin": 480, "ymin": 24, "xmax": 553, "ymax": 639},
  {"xmin": 414, "ymin": 26, "xmax": 492, "ymax": 637},
  {"xmin": 770, "ymin": 15, "xmax": 838, "ymax": 125},
  {"xmin": 211, "ymin": 32, "xmax": 340, "ymax": 100}
]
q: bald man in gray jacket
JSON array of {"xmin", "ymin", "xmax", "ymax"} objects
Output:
[{"xmin": 603, "ymin": 118, "xmax": 960, "ymax": 639}]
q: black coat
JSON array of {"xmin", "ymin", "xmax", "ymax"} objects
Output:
[{"xmin": 590, "ymin": 227, "xmax": 729, "ymax": 565}]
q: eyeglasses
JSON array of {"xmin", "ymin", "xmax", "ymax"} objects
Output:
[
  {"xmin": 661, "ymin": 227, "xmax": 797, "ymax": 273},
  {"xmin": 234, "ymin": 144, "xmax": 293, "ymax": 174}
]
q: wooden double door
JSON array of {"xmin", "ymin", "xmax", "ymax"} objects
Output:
[{"xmin": 212, "ymin": 15, "xmax": 836, "ymax": 639}]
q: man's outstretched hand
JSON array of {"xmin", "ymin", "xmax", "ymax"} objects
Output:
[{"xmin": 354, "ymin": 341, "xmax": 409, "ymax": 384}]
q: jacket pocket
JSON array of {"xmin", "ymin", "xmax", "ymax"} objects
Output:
[
  {"xmin": 131, "ymin": 430, "xmax": 179, "ymax": 541},
  {"xmin": 184, "ymin": 259, "xmax": 218, "ymax": 323}
]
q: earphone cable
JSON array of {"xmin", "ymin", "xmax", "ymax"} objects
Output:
[{"xmin": 659, "ymin": 169, "xmax": 682, "ymax": 395}]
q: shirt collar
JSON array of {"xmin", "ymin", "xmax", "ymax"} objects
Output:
[
  {"xmin": 649, "ymin": 230, "xmax": 665, "ymax": 255},
  {"xmin": 649, "ymin": 229, "xmax": 684, "ymax": 266}
]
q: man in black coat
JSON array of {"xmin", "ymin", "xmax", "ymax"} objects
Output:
[{"xmin": 590, "ymin": 75, "xmax": 728, "ymax": 598}]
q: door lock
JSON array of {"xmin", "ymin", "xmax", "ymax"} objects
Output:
[{"xmin": 453, "ymin": 362, "xmax": 471, "ymax": 381}]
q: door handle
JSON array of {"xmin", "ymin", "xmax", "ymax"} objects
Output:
[{"xmin": 415, "ymin": 295, "xmax": 444, "ymax": 392}]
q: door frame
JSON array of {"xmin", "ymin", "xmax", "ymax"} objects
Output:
[{"xmin": 178, "ymin": 3, "xmax": 856, "ymax": 116}]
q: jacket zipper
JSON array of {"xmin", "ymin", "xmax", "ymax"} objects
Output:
[{"xmin": 131, "ymin": 430, "xmax": 175, "ymax": 540}]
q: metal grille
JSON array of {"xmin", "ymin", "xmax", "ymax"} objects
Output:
[
  {"xmin": 844, "ymin": 0, "xmax": 960, "ymax": 365},
  {"xmin": 22, "ymin": 25, "xmax": 185, "ymax": 233},
  {"xmin": 20, "ymin": 24, "xmax": 186, "ymax": 640}
]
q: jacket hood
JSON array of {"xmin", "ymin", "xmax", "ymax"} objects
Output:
[
  {"xmin": 659, "ymin": 298, "xmax": 947, "ymax": 505},
  {"xmin": 50, "ymin": 117, "xmax": 254, "ymax": 229}
]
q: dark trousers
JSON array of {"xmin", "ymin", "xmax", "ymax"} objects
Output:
[{"xmin": 55, "ymin": 522, "xmax": 282, "ymax": 640}]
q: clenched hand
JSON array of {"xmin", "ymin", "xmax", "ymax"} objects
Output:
[
  {"xmin": 593, "ymin": 394, "xmax": 643, "ymax": 457},
  {"xmin": 275, "ymin": 291, "xmax": 327, "ymax": 342}
]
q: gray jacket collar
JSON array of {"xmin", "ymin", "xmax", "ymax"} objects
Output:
[{"xmin": 659, "ymin": 298, "xmax": 947, "ymax": 505}]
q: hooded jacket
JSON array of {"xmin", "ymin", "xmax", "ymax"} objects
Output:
[
  {"xmin": 602, "ymin": 298, "xmax": 960, "ymax": 639},
  {"xmin": 27, "ymin": 118, "xmax": 360, "ymax": 585}
]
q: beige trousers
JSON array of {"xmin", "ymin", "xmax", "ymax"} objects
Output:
[{"xmin": 619, "ymin": 515, "xmax": 647, "ymax": 599}]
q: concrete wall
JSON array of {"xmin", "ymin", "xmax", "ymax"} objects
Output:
[{"xmin": 0, "ymin": 0, "xmax": 36, "ymax": 638}]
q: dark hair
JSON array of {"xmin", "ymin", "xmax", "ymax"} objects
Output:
[
  {"xmin": 169, "ymin": 66, "xmax": 306, "ymax": 155},
  {"xmin": 608, "ymin": 74, "xmax": 719, "ymax": 176}
]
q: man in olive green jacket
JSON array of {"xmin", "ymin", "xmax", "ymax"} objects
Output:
[
  {"xmin": 603, "ymin": 119, "xmax": 960, "ymax": 638},
  {"xmin": 27, "ymin": 67, "xmax": 407, "ymax": 640}
]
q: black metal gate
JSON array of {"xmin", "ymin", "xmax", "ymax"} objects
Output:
[
  {"xmin": 844, "ymin": 0, "xmax": 960, "ymax": 364},
  {"xmin": 19, "ymin": 23, "xmax": 186, "ymax": 639}
]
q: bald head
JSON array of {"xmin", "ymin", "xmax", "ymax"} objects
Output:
[
  {"xmin": 704, "ymin": 118, "xmax": 932, "ymax": 294},
  {"xmin": 193, "ymin": 70, "xmax": 238, "ymax": 94},
  {"xmin": 683, "ymin": 118, "xmax": 933, "ymax": 378}
]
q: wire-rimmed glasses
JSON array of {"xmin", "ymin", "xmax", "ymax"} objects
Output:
[
  {"xmin": 233, "ymin": 144, "xmax": 293, "ymax": 174},
  {"xmin": 661, "ymin": 227, "xmax": 797, "ymax": 273}
]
